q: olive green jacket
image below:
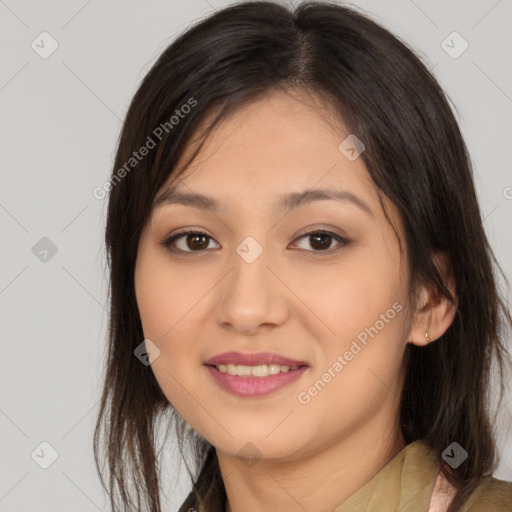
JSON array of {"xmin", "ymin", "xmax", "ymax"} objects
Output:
[{"xmin": 334, "ymin": 440, "xmax": 512, "ymax": 512}]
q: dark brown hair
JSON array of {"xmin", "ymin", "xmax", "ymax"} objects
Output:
[{"xmin": 93, "ymin": 2, "xmax": 512, "ymax": 511}]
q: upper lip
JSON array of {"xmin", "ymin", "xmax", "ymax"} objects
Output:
[{"xmin": 204, "ymin": 351, "xmax": 309, "ymax": 367}]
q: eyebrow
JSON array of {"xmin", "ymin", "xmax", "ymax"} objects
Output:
[{"xmin": 152, "ymin": 185, "xmax": 374, "ymax": 217}]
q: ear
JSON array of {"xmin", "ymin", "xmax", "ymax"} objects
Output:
[{"xmin": 408, "ymin": 252, "xmax": 458, "ymax": 347}]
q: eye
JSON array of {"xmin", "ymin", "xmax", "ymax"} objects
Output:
[
  {"xmin": 291, "ymin": 230, "xmax": 348, "ymax": 254},
  {"xmin": 162, "ymin": 229, "xmax": 348, "ymax": 255},
  {"xmin": 163, "ymin": 229, "xmax": 220, "ymax": 253}
]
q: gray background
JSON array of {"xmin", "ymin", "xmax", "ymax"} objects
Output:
[{"xmin": 1, "ymin": 0, "xmax": 511, "ymax": 511}]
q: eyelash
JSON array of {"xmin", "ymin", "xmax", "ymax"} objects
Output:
[{"xmin": 162, "ymin": 229, "xmax": 349, "ymax": 256}]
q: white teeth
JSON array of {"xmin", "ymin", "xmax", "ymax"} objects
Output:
[
  {"xmin": 268, "ymin": 364, "xmax": 280, "ymax": 375},
  {"xmin": 233, "ymin": 364, "xmax": 252, "ymax": 376},
  {"xmin": 216, "ymin": 363, "xmax": 301, "ymax": 377},
  {"xmin": 252, "ymin": 364, "xmax": 268, "ymax": 377}
]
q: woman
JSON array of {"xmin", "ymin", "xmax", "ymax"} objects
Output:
[{"xmin": 93, "ymin": 2, "xmax": 512, "ymax": 511}]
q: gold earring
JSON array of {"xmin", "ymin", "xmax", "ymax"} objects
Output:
[{"xmin": 409, "ymin": 332, "xmax": 431, "ymax": 344}]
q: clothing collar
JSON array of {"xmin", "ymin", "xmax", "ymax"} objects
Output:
[{"xmin": 334, "ymin": 440, "xmax": 441, "ymax": 512}]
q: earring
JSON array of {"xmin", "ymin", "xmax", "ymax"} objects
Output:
[{"xmin": 409, "ymin": 331, "xmax": 431, "ymax": 344}]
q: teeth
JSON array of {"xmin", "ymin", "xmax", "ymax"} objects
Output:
[{"xmin": 216, "ymin": 363, "xmax": 300, "ymax": 377}]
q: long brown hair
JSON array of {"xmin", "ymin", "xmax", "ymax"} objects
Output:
[{"xmin": 93, "ymin": 2, "xmax": 512, "ymax": 511}]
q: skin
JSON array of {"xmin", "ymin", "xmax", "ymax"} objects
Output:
[{"xmin": 134, "ymin": 88, "xmax": 457, "ymax": 512}]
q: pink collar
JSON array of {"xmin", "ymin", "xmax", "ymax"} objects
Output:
[{"xmin": 428, "ymin": 469, "xmax": 458, "ymax": 512}]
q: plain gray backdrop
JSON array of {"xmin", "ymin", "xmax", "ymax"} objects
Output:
[{"xmin": 1, "ymin": 0, "xmax": 511, "ymax": 511}]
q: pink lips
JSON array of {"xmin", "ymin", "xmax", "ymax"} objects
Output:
[{"xmin": 204, "ymin": 351, "xmax": 310, "ymax": 398}]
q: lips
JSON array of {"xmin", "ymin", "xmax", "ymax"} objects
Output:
[
  {"xmin": 205, "ymin": 362, "xmax": 309, "ymax": 398},
  {"xmin": 204, "ymin": 351, "xmax": 309, "ymax": 368}
]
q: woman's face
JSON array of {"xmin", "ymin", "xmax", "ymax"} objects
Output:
[{"xmin": 134, "ymin": 89, "xmax": 413, "ymax": 462}]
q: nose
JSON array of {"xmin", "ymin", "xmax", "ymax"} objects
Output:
[{"xmin": 214, "ymin": 243, "xmax": 289, "ymax": 336}]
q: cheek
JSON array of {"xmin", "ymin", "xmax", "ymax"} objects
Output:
[
  {"xmin": 287, "ymin": 242, "xmax": 405, "ymax": 347},
  {"xmin": 291, "ymin": 237, "xmax": 408, "ymax": 408},
  {"xmin": 135, "ymin": 254, "xmax": 206, "ymax": 425},
  {"xmin": 134, "ymin": 247, "xmax": 214, "ymax": 376},
  {"xmin": 135, "ymin": 246, "xmax": 202, "ymax": 340},
  {"xmin": 295, "ymin": 271, "xmax": 407, "ymax": 435}
]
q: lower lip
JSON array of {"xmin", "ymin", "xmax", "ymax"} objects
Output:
[{"xmin": 205, "ymin": 365, "xmax": 308, "ymax": 398}]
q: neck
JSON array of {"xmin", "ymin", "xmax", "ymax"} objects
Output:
[{"xmin": 220, "ymin": 416, "xmax": 406, "ymax": 512}]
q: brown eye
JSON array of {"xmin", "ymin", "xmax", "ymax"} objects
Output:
[
  {"xmin": 185, "ymin": 233, "xmax": 209, "ymax": 250},
  {"xmin": 309, "ymin": 232, "xmax": 333, "ymax": 250},
  {"xmin": 291, "ymin": 230, "xmax": 348, "ymax": 254},
  {"xmin": 163, "ymin": 230, "xmax": 219, "ymax": 253}
]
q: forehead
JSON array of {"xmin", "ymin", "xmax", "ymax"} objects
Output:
[{"xmin": 155, "ymin": 89, "xmax": 378, "ymax": 210}]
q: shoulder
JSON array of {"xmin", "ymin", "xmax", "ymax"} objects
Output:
[{"xmin": 460, "ymin": 476, "xmax": 512, "ymax": 512}]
